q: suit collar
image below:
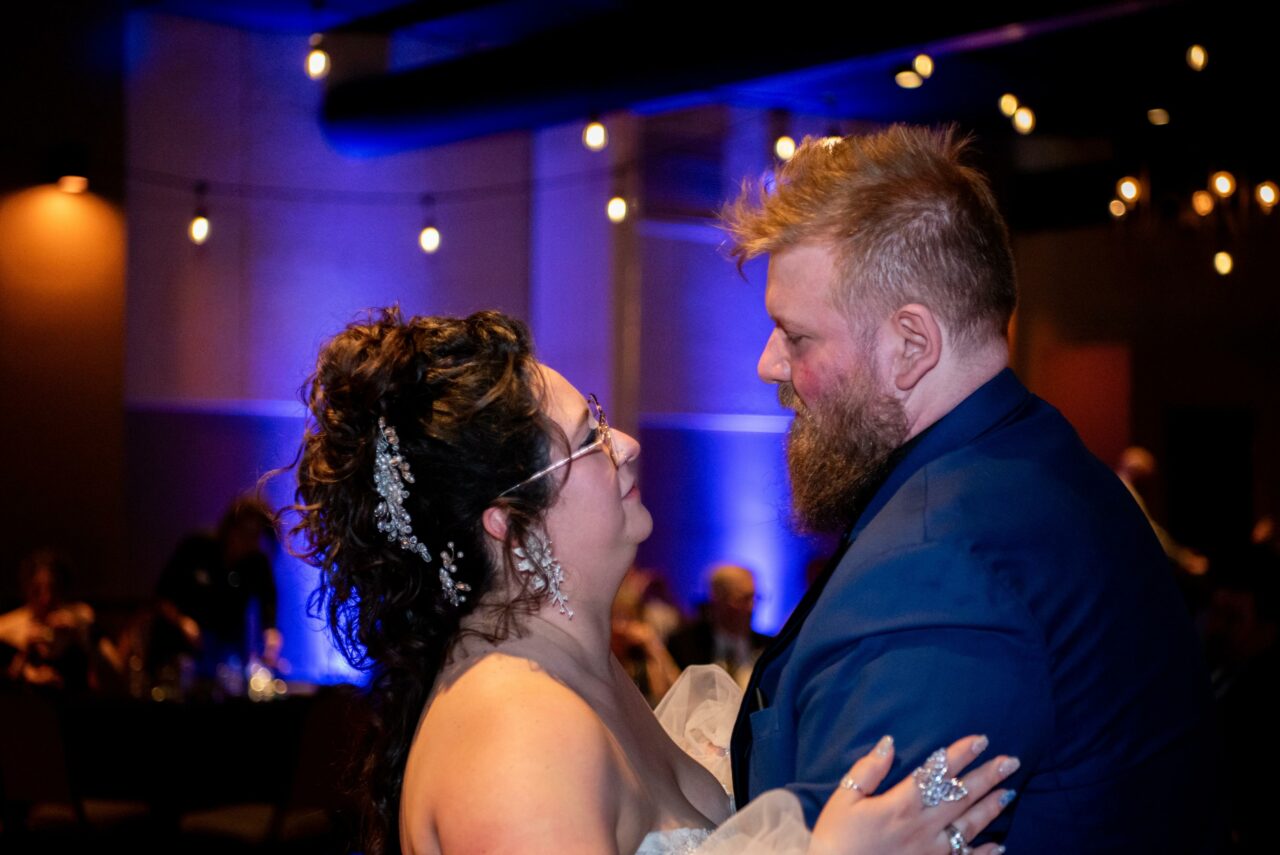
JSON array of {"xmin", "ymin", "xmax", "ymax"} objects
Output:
[{"xmin": 848, "ymin": 367, "xmax": 1030, "ymax": 541}]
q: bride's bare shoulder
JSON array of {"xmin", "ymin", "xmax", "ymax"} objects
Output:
[
  {"xmin": 426, "ymin": 653, "xmax": 594, "ymax": 728},
  {"xmin": 401, "ymin": 653, "xmax": 625, "ymax": 854}
]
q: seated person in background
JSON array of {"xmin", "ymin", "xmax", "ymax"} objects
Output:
[
  {"xmin": 630, "ymin": 565, "xmax": 684, "ymax": 644},
  {"xmin": 610, "ymin": 567, "xmax": 682, "ymax": 705},
  {"xmin": 0, "ymin": 549, "xmax": 98, "ymax": 691},
  {"xmin": 153, "ymin": 496, "xmax": 283, "ymax": 680},
  {"xmin": 1114, "ymin": 446, "xmax": 1209, "ymax": 576},
  {"xmin": 668, "ymin": 564, "xmax": 772, "ymax": 689}
]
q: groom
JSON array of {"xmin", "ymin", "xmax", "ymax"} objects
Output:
[{"xmin": 723, "ymin": 126, "xmax": 1222, "ymax": 851}]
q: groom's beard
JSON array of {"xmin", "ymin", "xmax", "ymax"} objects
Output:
[{"xmin": 780, "ymin": 373, "xmax": 908, "ymax": 535}]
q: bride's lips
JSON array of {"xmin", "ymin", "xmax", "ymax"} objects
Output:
[{"xmin": 623, "ymin": 481, "xmax": 640, "ymax": 500}]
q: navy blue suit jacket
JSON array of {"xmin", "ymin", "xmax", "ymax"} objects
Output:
[{"xmin": 730, "ymin": 369, "xmax": 1222, "ymax": 852}]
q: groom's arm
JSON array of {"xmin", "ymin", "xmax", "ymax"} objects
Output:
[{"xmin": 782, "ymin": 543, "xmax": 1054, "ymax": 840}]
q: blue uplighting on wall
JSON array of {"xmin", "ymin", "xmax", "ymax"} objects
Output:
[{"xmin": 637, "ymin": 415, "xmax": 825, "ymax": 635}]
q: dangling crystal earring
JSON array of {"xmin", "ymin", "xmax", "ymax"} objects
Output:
[
  {"xmin": 373, "ymin": 416, "xmax": 471, "ymax": 607},
  {"xmin": 513, "ymin": 532, "xmax": 572, "ymax": 618}
]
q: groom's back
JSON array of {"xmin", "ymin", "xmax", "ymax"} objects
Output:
[
  {"xmin": 931, "ymin": 396, "xmax": 1224, "ymax": 851},
  {"xmin": 761, "ymin": 384, "xmax": 1225, "ymax": 853}
]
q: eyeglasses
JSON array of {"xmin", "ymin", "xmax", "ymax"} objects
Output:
[{"xmin": 498, "ymin": 394, "xmax": 618, "ymax": 498}]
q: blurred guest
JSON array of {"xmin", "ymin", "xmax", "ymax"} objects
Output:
[
  {"xmin": 153, "ymin": 496, "xmax": 283, "ymax": 684},
  {"xmin": 1114, "ymin": 445, "xmax": 1209, "ymax": 575},
  {"xmin": 0, "ymin": 549, "xmax": 99, "ymax": 691},
  {"xmin": 668, "ymin": 563, "xmax": 772, "ymax": 689},
  {"xmin": 1203, "ymin": 545, "xmax": 1279, "ymax": 853},
  {"xmin": 628, "ymin": 565, "xmax": 684, "ymax": 642},
  {"xmin": 610, "ymin": 567, "xmax": 681, "ymax": 705}
]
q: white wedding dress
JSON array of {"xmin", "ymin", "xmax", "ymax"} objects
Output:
[{"xmin": 635, "ymin": 666, "xmax": 813, "ymax": 855}]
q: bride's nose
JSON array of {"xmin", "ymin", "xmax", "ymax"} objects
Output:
[{"xmin": 613, "ymin": 429, "xmax": 640, "ymax": 467}]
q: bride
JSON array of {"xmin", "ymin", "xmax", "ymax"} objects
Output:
[{"xmin": 287, "ymin": 309, "xmax": 1018, "ymax": 855}]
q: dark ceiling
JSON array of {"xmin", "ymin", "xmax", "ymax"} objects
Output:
[
  {"xmin": 139, "ymin": 0, "xmax": 1268, "ymax": 157},
  {"xmin": 32, "ymin": 0, "xmax": 1269, "ymax": 230}
]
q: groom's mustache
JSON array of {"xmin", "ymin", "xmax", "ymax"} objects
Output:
[{"xmin": 778, "ymin": 382, "xmax": 803, "ymax": 413}]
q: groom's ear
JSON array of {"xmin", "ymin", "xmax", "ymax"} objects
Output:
[
  {"xmin": 481, "ymin": 505, "xmax": 510, "ymax": 542},
  {"xmin": 888, "ymin": 302, "xmax": 942, "ymax": 391}
]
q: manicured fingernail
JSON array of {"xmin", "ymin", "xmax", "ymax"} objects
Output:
[
  {"xmin": 972, "ymin": 734, "xmax": 989, "ymax": 754},
  {"xmin": 999, "ymin": 789, "xmax": 1017, "ymax": 807},
  {"xmin": 994, "ymin": 846, "xmax": 1007, "ymax": 854},
  {"xmin": 876, "ymin": 735, "xmax": 894, "ymax": 757},
  {"xmin": 998, "ymin": 757, "xmax": 1020, "ymax": 776}
]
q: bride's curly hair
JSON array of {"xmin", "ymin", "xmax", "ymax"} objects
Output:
[{"xmin": 285, "ymin": 308, "xmax": 563, "ymax": 855}]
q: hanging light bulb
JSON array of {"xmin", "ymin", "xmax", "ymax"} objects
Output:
[
  {"xmin": 418, "ymin": 194, "xmax": 440, "ymax": 253},
  {"xmin": 418, "ymin": 226, "xmax": 441, "ymax": 254},
  {"xmin": 1256, "ymin": 181, "xmax": 1278, "ymax": 210},
  {"xmin": 1211, "ymin": 171, "xmax": 1236, "ymax": 198},
  {"xmin": 1116, "ymin": 177, "xmax": 1141, "ymax": 204},
  {"xmin": 999, "ymin": 94, "xmax": 1019, "ymax": 117},
  {"xmin": 606, "ymin": 196, "xmax": 628, "ymax": 223},
  {"xmin": 1214, "ymin": 251, "xmax": 1233, "ymax": 275},
  {"xmin": 1187, "ymin": 44, "xmax": 1208, "ymax": 71},
  {"xmin": 1147, "ymin": 108, "xmax": 1170, "ymax": 126},
  {"xmin": 307, "ymin": 34, "xmax": 330, "ymax": 80},
  {"xmin": 189, "ymin": 181, "xmax": 210, "ymax": 245},
  {"xmin": 913, "ymin": 54, "xmax": 934, "ymax": 78},
  {"xmin": 582, "ymin": 120, "xmax": 608, "ymax": 152},
  {"xmin": 895, "ymin": 69, "xmax": 923, "ymax": 89},
  {"xmin": 189, "ymin": 214, "xmax": 210, "ymax": 245},
  {"xmin": 1191, "ymin": 190, "xmax": 1215, "ymax": 217},
  {"xmin": 774, "ymin": 135, "xmax": 796, "ymax": 160},
  {"xmin": 1109, "ymin": 199, "xmax": 1128, "ymax": 219},
  {"xmin": 1013, "ymin": 106, "xmax": 1036, "ymax": 134}
]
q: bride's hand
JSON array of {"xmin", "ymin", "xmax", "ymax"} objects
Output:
[{"xmin": 809, "ymin": 735, "xmax": 1018, "ymax": 855}]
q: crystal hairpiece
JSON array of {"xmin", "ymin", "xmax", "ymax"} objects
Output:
[{"xmin": 373, "ymin": 416, "xmax": 470, "ymax": 607}]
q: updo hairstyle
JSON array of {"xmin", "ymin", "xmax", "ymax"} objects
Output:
[{"xmin": 287, "ymin": 307, "xmax": 564, "ymax": 855}]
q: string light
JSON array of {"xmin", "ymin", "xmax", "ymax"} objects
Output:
[
  {"xmin": 1187, "ymin": 44, "xmax": 1208, "ymax": 71},
  {"xmin": 1147, "ymin": 108, "xmax": 1170, "ymax": 126},
  {"xmin": 1191, "ymin": 190, "xmax": 1215, "ymax": 216},
  {"xmin": 1214, "ymin": 251, "xmax": 1233, "ymax": 275},
  {"xmin": 999, "ymin": 94, "xmax": 1019, "ymax": 117},
  {"xmin": 1257, "ymin": 181, "xmax": 1278, "ymax": 211},
  {"xmin": 582, "ymin": 120, "xmax": 607, "ymax": 152},
  {"xmin": 189, "ymin": 181, "xmax": 210, "ymax": 245},
  {"xmin": 1117, "ymin": 177, "xmax": 1141, "ymax": 204},
  {"xmin": 1109, "ymin": 199, "xmax": 1127, "ymax": 218},
  {"xmin": 57, "ymin": 176, "xmax": 88, "ymax": 194},
  {"xmin": 895, "ymin": 70, "xmax": 923, "ymax": 89},
  {"xmin": 913, "ymin": 54, "xmax": 934, "ymax": 78},
  {"xmin": 307, "ymin": 34, "xmax": 330, "ymax": 80},
  {"xmin": 1013, "ymin": 106, "xmax": 1036, "ymax": 134},
  {"xmin": 774, "ymin": 135, "xmax": 796, "ymax": 160},
  {"xmin": 1211, "ymin": 171, "xmax": 1236, "ymax": 198},
  {"xmin": 418, "ymin": 226, "xmax": 440, "ymax": 253},
  {"xmin": 418, "ymin": 195, "xmax": 440, "ymax": 253},
  {"xmin": 189, "ymin": 215, "xmax": 210, "ymax": 245},
  {"xmin": 606, "ymin": 196, "xmax": 628, "ymax": 223}
]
